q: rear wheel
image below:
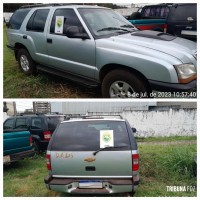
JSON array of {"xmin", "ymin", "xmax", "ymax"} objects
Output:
[
  {"xmin": 101, "ymin": 69, "xmax": 150, "ymax": 98},
  {"xmin": 33, "ymin": 140, "xmax": 41, "ymax": 154},
  {"xmin": 17, "ymin": 49, "xmax": 36, "ymax": 75}
]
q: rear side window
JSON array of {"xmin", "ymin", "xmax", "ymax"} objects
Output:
[
  {"xmin": 3, "ymin": 119, "xmax": 14, "ymax": 130},
  {"xmin": 15, "ymin": 118, "xmax": 29, "ymax": 130},
  {"xmin": 51, "ymin": 120, "xmax": 130, "ymax": 151},
  {"xmin": 26, "ymin": 9, "xmax": 49, "ymax": 32},
  {"xmin": 31, "ymin": 117, "xmax": 42, "ymax": 129},
  {"xmin": 143, "ymin": 6, "xmax": 169, "ymax": 18},
  {"xmin": 8, "ymin": 8, "xmax": 31, "ymax": 30}
]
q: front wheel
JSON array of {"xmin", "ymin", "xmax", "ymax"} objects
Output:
[{"xmin": 101, "ymin": 69, "xmax": 151, "ymax": 98}]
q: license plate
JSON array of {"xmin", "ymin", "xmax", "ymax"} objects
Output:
[
  {"xmin": 3, "ymin": 155, "xmax": 10, "ymax": 164},
  {"xmin": 79, "ymin": 180, "xmax": 103, "ymax": 188}
]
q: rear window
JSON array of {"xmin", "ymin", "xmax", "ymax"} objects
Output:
[
  {"xmin": 51, "ymin": 120, "xmax": 130, "ymax": 151},
  {"xmin": 8, "ymin": 8, "xmax": 31, "ymax": 29},
  {"xmin": 168, "ymin": 4, "xmax": 197, "ymax": 21}
]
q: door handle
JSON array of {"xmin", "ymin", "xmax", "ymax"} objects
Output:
[
  {"xmin": 23, "ymin": 35, "xmax": 27, "ymax": 39},
  {"xmin": 47, "ymin": 38, "xmax": 52, "ymax": 43}
]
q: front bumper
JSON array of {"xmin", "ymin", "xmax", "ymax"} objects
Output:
[
  {"xmin": 149, "ymin": 79, "xmax": 197, "ymax": 92},
  {"xmin": 44, "ymin": 176, "xmax": 139, "ymax": 194}
]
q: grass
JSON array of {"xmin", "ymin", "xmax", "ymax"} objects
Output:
[
  {"xmin": 3, "ymin": 24, "xmax": 101, "ymax": 98},
  {"xmin": 136, "ymin": 144, "xmax": 197, "ymax": 197},
  {"xmin": 136, "ymin": 136, "xmax": 197, "ymax": 142},
  {"xmin": 3, "ymin": 140, "xmax": 197, "ymax": 197}
]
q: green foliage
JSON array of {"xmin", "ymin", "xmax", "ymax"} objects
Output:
[{"xmin": 159, "ymin": 146, "xmax": 197, "ymax": 177}]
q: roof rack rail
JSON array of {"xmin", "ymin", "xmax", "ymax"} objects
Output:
[
  {"xmin": 20, "ymin": 3, "xmax": 80, "ymax": 9},
  {"xmin": 83, "ymin": 115, "xmax": 123, "ymax": 119},
  {"xmin": 65, "ymin": 114, "xmax": 123, "ymax": 120},
  {"xmin": 16, "ymin": 112, "xmax": 44, "ymax": 116}
]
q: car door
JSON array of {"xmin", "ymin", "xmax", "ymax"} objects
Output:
[
  {"xmin": 46, "ymin": 8, "xmax": 96, "ymax": 79},
  {"xmin": 23, "ymin": 8, "xmax": 50, "ymax": 65}
]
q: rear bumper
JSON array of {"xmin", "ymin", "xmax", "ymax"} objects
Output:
[
  {"xmin": 149, "ymin": 79, "xmax": 197, "ymax": 92},
  {"xmin": 44, "ymin": 176, "xmax": 139, "ymax": 194},
  {"xmin": 3, "ymin": 149, "xmax": 35, "ymax": 164}
]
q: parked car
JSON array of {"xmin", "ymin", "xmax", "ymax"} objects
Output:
[
  {"xmin": 3, "ymin": 113, "xmax": 66, "ymax": 153},
  {"xmin": 166, "ymin": 3, "xmax": 197, "ymax": 41},
  {"xmin": 3, "ymin": 130, "xmax": 34, "ymax": 164},
  {"xmin": 6, "ymin": 4, "xmax": 197, "ymax": 98},
  {"xmin": 127, "ymin": 4, "xmax": 171, "ymax": 32},
  {"xmin": 44, "ymin": 116, "xmax": 139, "ymax": 194}
]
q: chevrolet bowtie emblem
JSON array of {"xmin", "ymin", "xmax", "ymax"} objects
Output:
[{"xmin": 84, "ymin": 157, "xmax": 96, "ymax": 162}]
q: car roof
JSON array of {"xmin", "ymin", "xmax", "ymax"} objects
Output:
[
  {"xmin": 7, "ymin": 114, "xmax": 65, "ymax": 118},
  {"xmin": 20, "ymin": 4, "xmax": 109, "ymax": 10},
  {"xmin": 61, "ymin": 118, "xmax": 125, "ymax": 123}
]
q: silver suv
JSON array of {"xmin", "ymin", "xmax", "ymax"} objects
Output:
[
  {"xmin": 44, "ymin": 116, "xmax": 139, "ymax": 195},
  {"xmin": 6, "ymin": 4, "xmax": 197, "ymax": 98}
]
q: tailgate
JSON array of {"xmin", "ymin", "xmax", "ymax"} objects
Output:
[{"xmin": 50, "ymin": 150, "xmax": 132, "ymax": 177}]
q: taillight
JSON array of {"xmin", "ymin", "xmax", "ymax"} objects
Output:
[
  {"xmin": 164, "ymin": 24, "xmax": 167, "ymax": 33},
  {"xmin": 29, "ymin": 136, "xmax": 32, "ymax": 146},
  {"xmin": 44, "ymin": 131, "xmax": 51, "ymax": 141},
  {"xmin": 46, "ymin": 154, "xmax": 51, "ymax": 170},
  {"xmin": 132, "ymin": 154, "xmax": 140, "ymax": 171}
]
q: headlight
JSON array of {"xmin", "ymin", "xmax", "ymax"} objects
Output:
[{"xmin": 174, "ymin": 64, "xmax": 196, "ymax": 83}]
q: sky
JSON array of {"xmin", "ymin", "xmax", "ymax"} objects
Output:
[{"xmin": 16, "ymin": 101, "xmax": 33, "ymax": 112}]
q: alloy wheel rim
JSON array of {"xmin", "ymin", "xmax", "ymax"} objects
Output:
[
  {"xmin": 20, "ymin": 55, "xmax": 30, "ymax": 72},
  {"xmin": 109, "ymin": 81, "xmax": 135, "ymax": 98}
]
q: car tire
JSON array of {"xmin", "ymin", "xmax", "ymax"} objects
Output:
[
  {"xmin": 33, "ymin": 140, "xmax": 41, "ymax": 154},
  {"xmin": 17, "ymin": 49, "xmax": 36, "ymax": 75},
  {"xmin": 101, "ymin": 69, "xmax": 150, "ymax": 98}
]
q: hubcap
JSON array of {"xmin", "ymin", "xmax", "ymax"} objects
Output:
[
  {"xmin": 109, "ymin": 81, "xmax": 135, "ymax": 98},
  {"xmin": 20, "ymin": 55, "xmax": 30, "ymax": 72}
]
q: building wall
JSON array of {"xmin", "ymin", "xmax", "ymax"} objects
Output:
[
  {"xmin": 50, "ymin": 102, "xmax": 196, "ymax": 137},
  {"xmin": 114, "ymin": 8, "xmax": 138, "ymax": 16},
  {"xmin": 51, "ymin": 102, "xmax": 157, "ymax": 114},
  {"xmin": 122, "ymin": 108, "xmax": 196, "ymax": 137},
  {"xmin": 6, "ymin": 102, "xmax": 16, "ymax": 116}
]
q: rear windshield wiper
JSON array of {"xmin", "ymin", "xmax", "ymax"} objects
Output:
[
  {"xmin": 93, "ymin": 145, "xmax": 128, "ymax": 156},
  {"xmin": 97, "ymin": 27, "xmax": 130, "ymax": 32}
]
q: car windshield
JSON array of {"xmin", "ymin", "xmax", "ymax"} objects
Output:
[{"xmin": 78, "ymin": 8, "xmax": 137, "ymax": 38}]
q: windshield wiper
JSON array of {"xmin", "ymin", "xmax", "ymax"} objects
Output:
[
  {"xmin": 120, "ymin": 24, "xmax": 134, "ymax": 28},
  {"xmin": 97, "ymin": 27, "xmax": 130, "ymax": 32},
  {"xmin": 93, "ymin": 145, "xmax": 128, "ymax": 156},
  {"xmin": 120, "ymin": 25, "xmax": 138, "ymax": 31}
]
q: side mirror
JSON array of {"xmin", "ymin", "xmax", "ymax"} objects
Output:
[
  {"xmin": 131, "ymin": 127, "xmax": 137, "ymax": 133},
  {"xmin": 66, "ymin": 26, "xmax": 90, "ymax": 40}
]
